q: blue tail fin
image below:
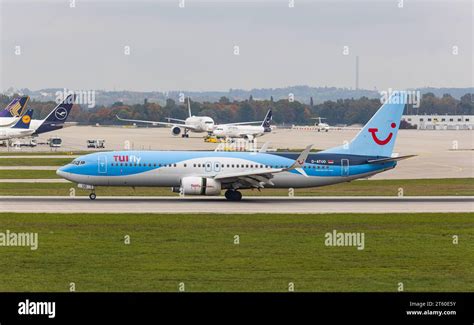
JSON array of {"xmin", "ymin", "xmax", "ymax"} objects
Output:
[
  {"xmin": 322, "ymin": 91, "xmax": 407, "ymax": 157},
  {"xmin": 261, "ymin": 108, "xmax": 272, "ymax": 131},
  {"xmin": 35, "ymin": 94, "xmax": 76, "ymax": 134},
  {"xmin": 11, "ymin": 109, "xmax": 33, "ymax": 129},
  {"xmin": 0, "ymin": 96, "xmax": 29, "ymax": 118}
]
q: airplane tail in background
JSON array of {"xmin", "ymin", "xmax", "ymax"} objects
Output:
[
  {"xmin": 34, "ymin": 94, "xmax": 76, "ymax": 134},
  {"xmin": 187, "ymin": 98, "xmax": 192, "ymax": 117},
  {"xmin": 322, "ymin": 91, "xmax": 407, "ymax": 157},
  {"xmin": 0, "ymin": 96, "xmax": 29, "ymax": 118},
  {"xmin": 11, "ymin": 109, "xmax": 34, "ymax": 129},
  {"xmin": 261, "ymin": 109, "xmax": 273, "ymax": 132}
]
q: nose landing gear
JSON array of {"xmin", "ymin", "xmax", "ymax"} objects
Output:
[
  {"xmin": 89, "ymin": 192, "xmax": 96, "ymax": 200},
  {"xmin": 225, "ymin": 190, "xmax": 242, "ymax": 201}
]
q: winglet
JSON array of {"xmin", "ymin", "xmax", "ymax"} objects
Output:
[
  {"xmin": 287, "ymin": 144, "xmax": 313, "ymax": 170},
  {"xmin": 259, "ymin": 142, "xmax": 270, "ymax": 153}
]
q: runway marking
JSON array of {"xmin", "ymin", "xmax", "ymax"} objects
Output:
[
  {"xmin": 0, "ymin": 179, "xmax": 69, "ymax": 183},
  {"xmin": 0, "ymin": 196, "xmax": 472, "ymax": 214}
]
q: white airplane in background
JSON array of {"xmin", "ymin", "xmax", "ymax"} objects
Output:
[
  {"xmin": 213, "ymin": 109, "xmax": 272, "ymax": 141},
  {"xmin": 0, "ymin": 109, "xmax": 35, "ymax": 140},
  {"xmin": 117, "ymin": 98, "xmax": 214, "ymax": 138},
  {"xmin": 117, "ymin": 98, "xmax": 262, "ymax": 138},
  {"xmin": 311, "ymin": 117, "xmax": 330, "ymax": 132}
]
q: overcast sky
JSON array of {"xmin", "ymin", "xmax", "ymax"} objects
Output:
[{"xmin": 0, "ymin": 0, "xmax": 472, "ymax": 92}]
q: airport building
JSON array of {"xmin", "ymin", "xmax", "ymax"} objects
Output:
[{"xmin": 402, "ymin": 115, "xmax": 474, "ymax": 130}]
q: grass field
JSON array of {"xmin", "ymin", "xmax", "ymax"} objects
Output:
[
  {"xmin": 0, "ymin": 178, "xmax": 472, "ymax": 196},
  {"xmin": 0, "ymin": 170, "xmax": 59, "ymax": 179},
  {"xmin": 0, "ymin": 158, "xmax": 73, "ymax": 166},
  {"xmin": 0, "ymin": 212, "xmax": 472, "ymax": 292},
  {"xmin": 0, "ymin": 151, "xmax": 100, "ymax": 156}
]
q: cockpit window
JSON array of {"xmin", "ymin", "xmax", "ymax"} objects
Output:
[{"xmin": 71, "ymin": 160, "xmax": 86, "ymax": 166}]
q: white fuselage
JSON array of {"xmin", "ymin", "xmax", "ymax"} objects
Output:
[
  {"xmin": 184, "ymin": 116, "xmax": 215, "ymax": 132},
  {"xmin": 213, "ymin": 125, "xmax": 265, "ymax": 139},
  {"xmin": 0, "ymin": 117, "xmax": 43, "ymax": 130},
  {"xmin": 0, "ymin": 127, "xmax": 35, "ymax": 140}
]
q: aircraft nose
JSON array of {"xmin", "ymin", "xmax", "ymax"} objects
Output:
[{"xmin": 56, "ymin": 167, "xmax": 65, "ymax": 178}]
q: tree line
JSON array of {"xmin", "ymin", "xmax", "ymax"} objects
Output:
[{"xmin": 1, "ymin": 93, "xmax": 472, "ymax": 126}]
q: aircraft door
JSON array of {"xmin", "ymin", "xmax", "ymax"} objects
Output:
[
  {"xmin": 341, "ymin": 159, "xmax": 349, "ymax": 176},
  {"xmin": 98, "ymin": 155, "xmax": 107, "ymax": 174}
]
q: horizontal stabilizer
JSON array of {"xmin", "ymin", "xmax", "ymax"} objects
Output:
[{"xmin": 367, "ymin": 155, "xmax": 417, "ymax": 164}]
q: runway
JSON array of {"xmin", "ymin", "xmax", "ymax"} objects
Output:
[{"xmin": 1, "ymin": 196, "xmax": 472, "ymax": 214}]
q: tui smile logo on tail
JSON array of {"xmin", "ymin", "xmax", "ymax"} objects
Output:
[{"xmin": 368, "ymin": 123, "xmax": 396, "ymax": 145}]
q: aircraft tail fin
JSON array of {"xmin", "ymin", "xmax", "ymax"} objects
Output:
[
  {"xmin": 321, "ymin": 91, "xmax": 407, "ymax": 157},
  {"xmin": 11, "ymin": 109, "xmax": 33, "ymax": 129},
  {"xmin": 35, "ymin": 94, "xmax": 76, "ymax": 134},
  {"xmin": 261, "ymin": 108, "xmax": 272, "ymax": 131},
  {"xmin": 0, "ymin": 96, "xmax": 29, "ymax": 118},
  {"xmin": 187, "ymin": 98, "xmax": 192, "ymax": 117}
]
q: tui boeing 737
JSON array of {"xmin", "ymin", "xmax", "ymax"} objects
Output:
[{"xmin": 57, "ymin": 91, "xmax": 415, "ymax": 201}]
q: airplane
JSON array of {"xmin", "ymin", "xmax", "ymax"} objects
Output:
[
  {"xmin": 116, "ymin": 98, "xmax": 214, "ymax": 138},
  {"xmin": 57, "ymin": 91, "xmax": 415, "ymax": 201},
  {"xmin": 0, "ymin": 94, "xmax": 76, "ymax": 136},
  {"xmin": 0, "ymin": 96, "xmax": 30, "ymax": 127},
  {"xmin": 0, "ymin": 109, "xmax": 35, "ymax": 140},
  {"xmin": 212, "ymin": 109, "xmax": 272, "ymax": 141},
  {"xmin": 311, "ymin": 117, "xmax": 330, "ymax": 132},
  {"xmin": 116, "ymin": 97, "xmax": 262, "ymax": 138}
]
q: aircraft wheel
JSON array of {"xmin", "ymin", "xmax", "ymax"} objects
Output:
[
  {"xmin": 234, "ymin": 191, "xmax": 242, "ymax": 201},
  {"xmin": 225, "ymin": 190, "xmax": 242, "ymax": 201},
  {"xmin": 89, "ymin": 193, "xmax": 96, "ymax": 200}
]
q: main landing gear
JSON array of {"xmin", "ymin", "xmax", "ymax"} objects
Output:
[
  {"xmin": 182, "ymin": 130, "xmax": 189, "ymax": 138},
  {"xmin": 225, "ymin": 189, "xmax": 242, "ymax": 201},
  {"xmin": 89, "ymin": 192, "xmax": 96, "ymax": 200}
]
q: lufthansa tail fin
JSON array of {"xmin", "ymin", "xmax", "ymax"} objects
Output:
[
  {"xmin": 321, "ymin": 91, "xmax": 407, "ymax": 157},
  {"xmin": 261, "ymin": 108, "xmax": 272, "ymax": 131},
  {"xmin": 34, "ymin": 94, "xmax": 76, "ymax": 134},
  {"xmin": 11, "ymin": 109, "xmax": 34, "ymax": 129},
  {"xmin": 0, "ymin": 96, "xmax": 29, "ymax": 118}
]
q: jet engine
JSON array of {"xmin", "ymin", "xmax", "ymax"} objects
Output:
[
  {"xmin": 171, "ymin": 126, "xmax": 181, "ymax": 136},
  {"xmin": 176, "ymin": 177, "xmax": 221, "ymax": 195}
]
